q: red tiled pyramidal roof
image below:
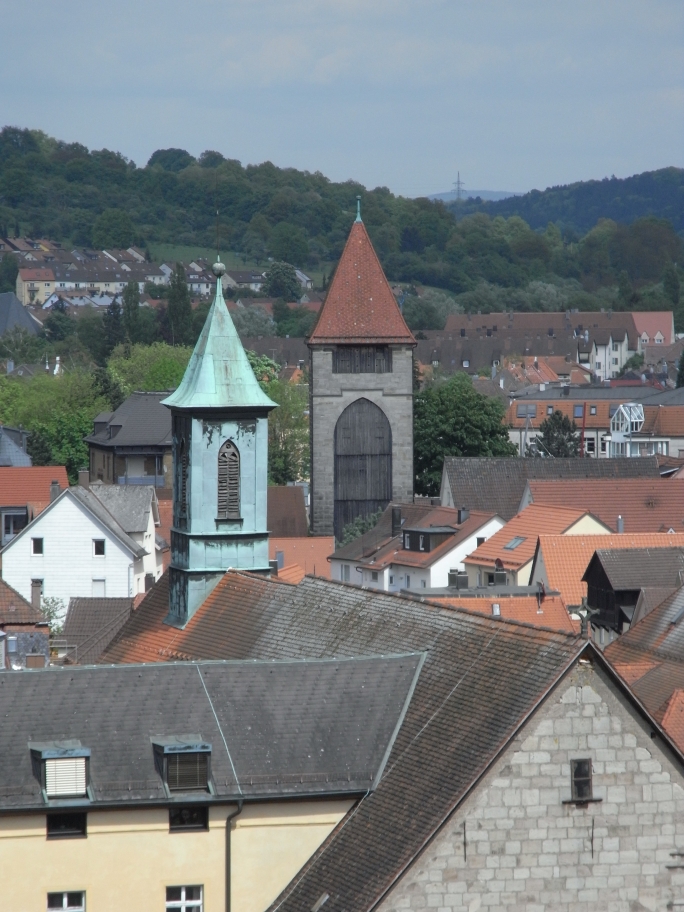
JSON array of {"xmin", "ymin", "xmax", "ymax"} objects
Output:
[{"xmin": 308, "ymin": 220, "xmax": 415, "ymax": 345}]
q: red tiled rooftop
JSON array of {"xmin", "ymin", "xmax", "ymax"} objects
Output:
[
  {"xmin": 660, "ymin": 690, "xmax": 684, "ymax": 752},
  {"xmin": 269, "ymin": 537, "xmax": 334, "ymax": 577},
  {"xmin": 308, "ymin": 220, "xmax": 415, "ymax": 345},
  {"xmin": 0, "ymin": 467, "xmax": 69, "ymax": 512},
  {"xmin": 431, "ymin": 594, "xmax": 578, "ymax": 634}
]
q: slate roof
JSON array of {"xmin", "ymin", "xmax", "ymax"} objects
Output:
[
  {"xmin": 84, "ymin": 391, "xmax": 173, "ymax": 449},
  {"xmin": 308, "ymin": 220, "xmax": 415, "ymax": 345},
  {"xmin": 267, "ymin": 485, "xmax": 308, "ymax": 537},
  {"xmin": 0, "ymin": 427, "xmax": 31, "ymax": 467},
  {"xmin": 0, "ymin": 655, "xmax": 421, "ymax": 810},
  {"xmin": 0, "ymin": 466, "xmax": 68, "ymax": 513},
  {"xmin": 0, "ymin": 292, "xmax": 41, "ymax": 336},
  {"xmin": 442, "ymin": 456, "xmax": 660, "ymax": 521},
  {"xmin": 533, "ymin": 532, "xmax": 684, "ymax": 608},
  {"xmin": 464, "ymin": 504, "xmax": 603, "ymax": 572},
  {"xmin": 0, "ymin": 578, "xmax": 45, "ymax": 625},
  {"xmin": 162, "ymin": 269, "xmax": 276, "ymax": 411},
  {"xmin": 99, "ymin": 571, "xmax": 584, "ymax": 912},
  {"xmin": 88, "ymin": 483, "xmax": 158, "ymax": 534},
  {"xmin": 523, "ymin": 478, "xmax": 684, "ymax": 532},
  {"xmin": 584, "ymin": 547, "xmax": 684, "ymax": 590},
  {"xmin": 63, "ymin": 597, "xmax": 134, "ymax": 665}
]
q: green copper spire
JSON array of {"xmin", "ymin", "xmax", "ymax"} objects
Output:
[
  {"xmin": 162, "ymin": 261, "xmax": 276, "ymax": 411},
  {"xmin": 355, "ymin": 195, "xmax": 362, "ymax": 222}
]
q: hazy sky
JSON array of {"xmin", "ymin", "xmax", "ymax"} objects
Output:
[{"xmin": 1, "ymin": 0, "xmax": 682, "ymax": 197}]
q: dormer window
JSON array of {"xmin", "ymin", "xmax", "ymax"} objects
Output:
[
  {"xmin": 404, "ymin": 533, "xmax": 410, "ymax": 549},
  {"xmin": 152, "ymin": 738, "xmax": 212, "ymax": 793},
  {"xmin": 30, "ymin": 743, "xmax": 90, "ymax": 799}
]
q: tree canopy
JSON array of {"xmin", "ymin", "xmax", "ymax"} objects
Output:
[
  {"xmin": 414, "ymin": 373, "xmax": 516, "ymax": 495},
  {"xmin": 527, "ymin": 410, "xmax": 580, "ymax": 457}
]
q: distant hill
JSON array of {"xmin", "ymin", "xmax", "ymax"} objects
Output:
[
  {"xmin": 430, "ymin": 190, "xmax": 523, "ymax": 203},
  {"xmin": 447, "ymin": 168, "xmax": 684, "ymax": 234}
]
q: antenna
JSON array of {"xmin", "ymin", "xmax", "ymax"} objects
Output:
[
  {"xmin": 454, "ymin": 172, "xmax": 465, "ymax": 201},
  {"xmin": 215, "ymin": 208, "xmax": 220, "ymax": 262}
]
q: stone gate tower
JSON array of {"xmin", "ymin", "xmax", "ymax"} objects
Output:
[
  {"xmin": 162, "ymin": 260, "xmax": 276, "ymax": 627},
  {"xmin": 308, "ymin": 204, "xmax": 416, "ymax": 539}
]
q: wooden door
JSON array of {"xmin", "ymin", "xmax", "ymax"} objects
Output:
[{"xmin": 334, "ymin": 398, "xmax": 392, "ymax": 540}]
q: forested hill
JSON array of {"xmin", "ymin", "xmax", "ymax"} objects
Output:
[{"xmin": 449, "ymin": 168, "xmax": 684, "ymax": 234}]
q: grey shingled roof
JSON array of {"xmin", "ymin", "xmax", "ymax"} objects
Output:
[
  {"xmin": 585, "ymin": 548, "xmax": 684, "ymax": 590},
  {"xmin": 84, "ymin": 391, "xmax": 172, "ymax": 449},
  {"xmin": 0, "ymin": 655, "xmax": 421, "ymax": 809},
  {"xmin": 89, "ymin": 483, "xmax": 157, "ymax": 534},
  {"xmin": 443, "ymin": 456, "xmax": 660, "ymax": 521},
  {"xmin": 101, "ymin": 572, "xmax": 585, "ymax": 912},
  {"xmin": 0, "ymin": 427, "xmax": 31, "ymax": 467},
  {"xmin": 0, "ymin": 292, "xmax": 40, "ymax": 336},
  {"xmin": 63, "ymin": 598, "xmax": 134, "ymax": 665},
  {"xmin": 68, "ymin": 487, "xmax": 147, "ymax": 557}
]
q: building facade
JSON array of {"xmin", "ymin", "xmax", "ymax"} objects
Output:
[{"xmin": 308, "ymin": 207, "xmax": 416, "ymax": 538}]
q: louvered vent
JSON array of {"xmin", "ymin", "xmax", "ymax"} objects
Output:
[
  {"xmin": 179, "ymin": 440, "xmax": 188, "ymax": 515},
  {"xmin": 217, "ymin": 440, "xmax": 240, "ymax": 519},
  {"xmin": 167, "ymin": 752, "xmax": 208, "ymax": 791},
  {"xmin": 45, "ymin": 758, "xmax": 87, "ymax": 797}
]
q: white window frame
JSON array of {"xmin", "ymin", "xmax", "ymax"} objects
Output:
[
  {"xmin": 91, "ymin": 579, "xmax": 106, "ymax": 597},
  {"xmin": 166, "ymin": 885, "xmax": 203, "ymax": 911},
  {"xmin": 45, "ymin": 757, "xmax": 87, "ymax": 798},
  {"xmin": 370, "ymin": 570, "xmax": 378, "ymax": 582}
]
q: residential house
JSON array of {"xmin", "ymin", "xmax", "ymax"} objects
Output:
[
  {"xmin": 519, "ymin": 477, "xmax": 684, "ymax": 532},
  {"xmin": 582, "ymin": 547, "xmax": 684, "ymax": 639},
  {"xmin": 330, "ymin": 502, "xmax": 504, "ymax": 591},
  {"xmin": 294, "ymin": 268, "xmax": 312, "ymax": 289},
  {"xmin": 632, "ymin": 311, "xmax": 675, "ymax": 347},
  {"xmin": 224, "ymin": 269, "xmax": 266, "ymax": 292},
  {"xmin": 440, "ymin": 455, "xmax": 659, "ymax": 520},
  {"xmin": 100, "ymin": 570, "xmax": 684, "ymax": 912},
  {"xmin": 1, "ymin": 483, "xmax": 163, "ymax": 607},
  {"xmin": 267, "ymin": 485, "xmax": 308, "ymax": 536},
  {"xmin": 429, "ymin": 591, "xmax": 578, "ymax": 633},
  {"xmin": 529, "ymin": 531, "xmax": 684, "ymax": 613},
  {"xmin": 61, "ymin": 597, "xmax": 134, "ymax": 665},
  {"xmin": 85, "ymin": 391, "xmax": 173, "ymax": 491},
  {"xmin": 0, "ymin": 291, "xmax": 41, "ymax": 336},
  {"xmin": 0, "ymin": 655, "xmax": 417, "ymax": 912},
  {"xmin": 0, "ymin": 425, "xmax": 31, "ymax": 467},
  {"xmin": 15, "ymin": 267, "xmax": 55, "ymax": 306},
  {"xmin": 0, "ymin": 577, "xmax": 49, "ymax": 669},
  {"xmin": 0, "ymin": 466, "xmax": 69, "ymax": 547},
  {"xmin": 463, "ymin": 504, "xmax": 611, "ymax": 588}
]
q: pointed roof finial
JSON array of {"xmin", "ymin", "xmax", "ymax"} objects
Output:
[
  {"xmin": 355, "ymin": 195, "xmax": 362, "ymax": 222},
  {"xmin": 213, "ymin": 209, "xmax": 225, "ymax": 277}
]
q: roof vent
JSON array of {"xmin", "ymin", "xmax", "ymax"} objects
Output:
[
  {"xmin": 50, "ymin": 480, "xmax": 61, "ymax": 502},
  {"xmin": 492, "ymin": 603, "xmax": 501, "ymax": 616},
  {"xmin": 311, "ymin": 894, "xmax": 330, "ymax": 912}
]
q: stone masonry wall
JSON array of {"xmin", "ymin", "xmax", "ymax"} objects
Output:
[
  {"xmin": 310, "ymin": 347, "xmax": 414, "ymax": 535},
  {"xmin": 377, "ymin": 661, "xmax": 684, "ymax": 912}
]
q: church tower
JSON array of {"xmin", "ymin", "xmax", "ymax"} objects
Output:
[
  {"xmin": 162, "ymin": 260, "xmax": 276, "ymax": 627},
  {"xmin": 308, "ymin": 202, "xmax": 416, "ymax": 539}
]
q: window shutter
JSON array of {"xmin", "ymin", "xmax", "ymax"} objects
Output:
[
  {"xmin": 167, "ymin": 753, "xmax": 208, "ymax": 791},
  {"xmin": 45, "ymin": 758, "xmax": 87, "ymax": 797},
  {"xmin": 217, "ymin": 441, "xmax": 240, "ymax": 519}
]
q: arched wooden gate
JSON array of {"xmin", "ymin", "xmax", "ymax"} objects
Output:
[{"xmin": 334, "ymin": 398, "xmax": 392, "ymax": 541}]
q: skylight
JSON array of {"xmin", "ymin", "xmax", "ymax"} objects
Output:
[{"xmin": 503, "ymin": 536, "xmax": 526, "ymax": 550}]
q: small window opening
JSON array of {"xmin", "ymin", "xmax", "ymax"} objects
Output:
[
  {"xmin": 169, "ymin": 807, "xmax": 209, "ymax": 831},
  {"xmin": 217, "ymin": 440, "xmax": 240, "ymax": 519},
  {"xmin": 32, "ymin": 537, "xmax": 44, "ymax": 555},
  {"xmin": 371, "ymin": 571, "xmax": 378, "ymax": 582},
  {"xmin": 47, "ymin": 892, "xmax": 85, "ymax": 911},
  {"xmin": 419, "ymin": 534, "xmax": 425, "ymax": 551},
  {"xmin": 571, "ymin": 758, "xmax": 593, "ymax": 801},
  {"xmin": 92, "ymin": 539, "xmax": 105, "ymax": 556},
  {"xmin": 166, "ymin": 886, "xmax": 203, "ymax": 911},
  {"xmin": 47, "ymin": 812, "xmax": 87, "ymax": 839}
]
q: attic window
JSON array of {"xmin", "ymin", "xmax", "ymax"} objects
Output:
[
  {"xmin": 46, "ymin": 759, "xmax": 87, "ymax": 797},
  {"xmin": 503, "ymin": 536, "xmax": 526, "ymax": 550},
  {"xmin": 590, "ymin": 406, "xmax": 597, "ymax": 415},
  {"xmin": 217, "ymin": 440, "xmax": 240, "ymax": 520},
  {"xmin": 93, "ymin": 539, "xmax": 105, "ymax": 556},
  {"xmin": 32, "ymin": 538, "xmax": 44, "ymax": 555},
  {"xmin": 168, "ymin": 753, "xmax": 209, "ymax": 791},
  {"xmin": 571, "ymin": 758, "xmax": 593, "ymax": 801}
]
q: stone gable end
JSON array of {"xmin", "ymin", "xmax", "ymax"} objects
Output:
[{"xmin": 377, "ymin": 660, "xmax": 684, "ymax": 912}]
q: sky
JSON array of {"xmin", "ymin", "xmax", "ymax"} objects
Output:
[{"xmin": 1, "ymin": 0, "xmax": 682, "ymax": 197}]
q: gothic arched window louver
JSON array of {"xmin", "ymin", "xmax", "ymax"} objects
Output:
[{"xmin": 217, "ymin": 440, "xmax": 240, "ymax": 519}]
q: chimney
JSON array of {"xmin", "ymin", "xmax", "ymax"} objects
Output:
[
  {"xmin": 78, "ymin": 468, "xmax": 90, "ymax": 488},
  {"xmin": 457, "ymin": 506, "xmax": 470, "ymax": 524},
  {"xmin": 50, "ymin": 480, "xmax": 61, "ymax": 502},
  {"xmin": 391, "ymin": 506, "xmax": 402, "ymax": 537},
  {"xmin": 617, "ymin": 515, "xmax": 624, "ymax": 533},
  {"xmin": 31, "ymin": 580, "xmax": 42, "ymax": 610},
  {"xmin": 269, "ymin": 559, "xmax": 278, "ymax": 577}
]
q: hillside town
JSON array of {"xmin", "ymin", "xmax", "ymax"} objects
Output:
[{"xmin": 0, "ymin": 206, "xmax": 684, "ymax": 911}]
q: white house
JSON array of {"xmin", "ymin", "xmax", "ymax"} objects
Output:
[
  {"xmin": 330, "ymin": 505, "xmax": 504, "ymax": 593},
  {"xmin": 1, "ymin": 484, "xmax": 164, "ymax": 611}
]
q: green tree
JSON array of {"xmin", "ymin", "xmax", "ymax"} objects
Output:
[
  {"xmin": 663, "ymin": 263, "xmax": 681, "ymax": 306},
  {"xmin": 527, "ymin": 410, "xmax": 580, "ymax": 457},
  {"xmin": 0, "ymin": 252, "xmax": 18, "ymax": 293},
  {"xmin": 107, "ymin": 342, "xmax": 193, "ymax": 393},
  {"xmin": 266, "ymin": 379, "xmax": 309, "ymax": 484},
  {"xmin": 167, "ymin": 263, "xmax": 193, "ymax": 345},
  {"xmin": 103, "ymin": 297, "xmax": 126, "ymax": 353},
  {"xmin": 272, "ymin": 301, "xmax": 317, "ymax": 338},
  {"xmin": 246, "ymin": 351, "xmax": 280, "ymax": 386},
  {"xmin": 77, "ymin": 311, "xmax": 108, "ymax": 364},
  {"xmin": 338, "ymin": 509, "xmax": 382, "ymax": 547},
  {"xmin": 414, "ymin": 373, "xmax": 516, "ymax": 495},
  {"xmin": 263, "ymin": 262, "xmax": 301, "ymax": 301},
  {"xmin": 122, "ymin": 281, "xmax": 140, "ymax": 340},
  {"xmin": 27, "ymin": 410, "xmax": 94, "ymax": 483},
  {"xmin": 91, "ymin": 208, "xmax": 135, "ymax": 248},
  {"xmin": 269, "ymin": 222, "xmax": 309, "ymax": 266},
  {"xmin": 618, "ymin": 353, "xmax": 645, "ymax": 377}
]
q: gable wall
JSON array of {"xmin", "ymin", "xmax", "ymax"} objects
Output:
[
  {"xmin": 2, "ymin": 495, "xmax": 137, "ymax": 607},
  {"xmin": 376, "ymin": 661, "xmax": 684, "ymax": 912}
]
